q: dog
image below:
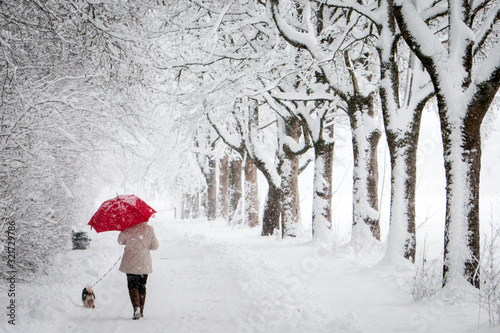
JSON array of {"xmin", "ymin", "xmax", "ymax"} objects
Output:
[{"xmin": 82, "ymin": 285, "xmax": 96, "ymax": 309}]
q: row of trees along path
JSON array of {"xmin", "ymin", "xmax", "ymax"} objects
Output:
[{"xmin": 175, "ymin": 0, "xmax": 499, "ymax": 293}]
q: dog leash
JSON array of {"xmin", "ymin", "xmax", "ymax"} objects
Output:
[{"xmin": 92, "ymin": 255, "xmax": 123, "ymax": 287}]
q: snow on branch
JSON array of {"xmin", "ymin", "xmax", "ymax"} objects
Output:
[
  {"xmin": 207, "ymin": 111, "xmax": 244, "ymax": 153},
  {"xmin": 205, "ymin": 2, "xmax": 233, "ymax": 41},
  {"xmin": 325, "ymin": 0, "xmax": 381, "ymax": 25},
  {"xmin": 87, "ymin": 18, "xmax": 140, "ymax": 42},
  {"xmin": 393, "ymin": 0, "xmax": 447, "ymax": 66},
  {"xmin": 247, "ymin": 67, "xmax": 307, "ymax": 97},
  {"xmin": 473, "ymin": 2, "xmax": 500, "ymax": 56},
  {"xmin": 281, "ymin": 133, "xmax": 310, "ymax": 155},
  {"xmin": 471, "ymin": 41, "xmax": 500, "ymax": 96},
  {"xmin": 318, "ymin": 12, "xmax": 361, "ymax": 68},
  {"xmin": 272, "ymin": 91, "xmax": 337, "ymax": 102},
  {"xmin": 57, "ymin": 127, "xmax": 91, "ymax": 151},
  {"xmin": 188, "ymin": 0, "xmax": 217, "ymax": 13},
  {"xmin": 263, "ymin": 92, "xmax": 311, "ymax": 155},
  {"xmin": 472, "ymin": 0, "xmax": 495, "ymax": 15},
  {"xmin": 419, "ymin": 0, "xmax": 448, "ymax": 22},
  {"xmin": 268, "ymin": 0, "xmax": 318, "ymax": 55},
  {"xmin": 262, "ymin": 92, "xmax": 292, "ymax": 120}
]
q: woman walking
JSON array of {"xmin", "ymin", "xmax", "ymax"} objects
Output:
[{"xmin": 118, "ymin": 221, "xmax": 159, "ymax": 320}]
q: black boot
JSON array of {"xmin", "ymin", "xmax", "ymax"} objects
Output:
[
  {"xmin": 139, "ymin": 292, "xmax": 146, "ymax": 318},
  {"xmin": 128, "ymin": 289, "xmax": 140, "ymax": 320}
]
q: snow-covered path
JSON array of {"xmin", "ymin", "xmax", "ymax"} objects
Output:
[{"xmin": 1, "ymin": 213, "xmax": 496, "ymax": 332}]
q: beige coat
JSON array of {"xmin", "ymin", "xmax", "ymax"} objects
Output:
[{"xmin": 118, "ymin": 222, "xmax": 159, "ymax": 275}]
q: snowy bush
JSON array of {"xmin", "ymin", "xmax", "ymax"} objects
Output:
[
  {"xmin": 0, "ymin": 120, "xmax": 95, "ymax": 280},
  {"xmin": 479, "ymin": 222, "xmax": 500, "ymax": 327},
  {"xmin": 410, "ymin": 243, "xmax": 441, "ymax": 302}
]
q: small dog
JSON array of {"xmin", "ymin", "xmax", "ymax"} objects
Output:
[{"xmin": 82, "ymin": 285, "xmax": 96, "ymax": 309}]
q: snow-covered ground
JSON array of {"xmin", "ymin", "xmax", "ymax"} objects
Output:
[
  {"xmin": 1, "ymin": 211, "xmax": 498, "ymax": 333},
  {"xmin": 1, "ymin": 112, "xmax": 499, "ymax": 332}
]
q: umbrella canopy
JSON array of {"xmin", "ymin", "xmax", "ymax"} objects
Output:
[{"xmin": 88, "ymin": 195, "xmax": 156, "ymax": 233}]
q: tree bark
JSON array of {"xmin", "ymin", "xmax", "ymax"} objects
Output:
[
  {"xmin": 391, "ymin": 0, "xmax": 500, "ymax": 289},
  {"xmin": 229, "ymin": 157, "xmax": 243, "ymax": 223},
  {"xmin": 218, "ymin": 153, "xmax": 229, "ymax": 220},
  {"xmin": 280, "ymin": 116, "xmax": 303, "ymax": 237},
  {"xmin": 262, "ymin": 180, "xmax": 282, "ymax": 236},
  {"xmin": 441, "ymin": 109, "xmax": 482, "ymax": 289},
  {"xmin": 311, "ymin": 123, "xmax": 334, "ymax": 242},
  {"xmin": 244, "ymin": 156, "xmax": 259, "ymax": 228},
  {"xmin": 181, "ymin": 193, "xmax": 189, "ymax": 219},
  {"xmin": 181, "ymin": 192, "xmax": 200, "ymax": 219},
  {"xmin": 378, "ymin": 47, "xmax": 427, "ymax": 264},
  {"xmin": 385, "ymin": 135, "xmax": 419, "ymax": 263},
  {"xmin": 206, "ymin": 156, "xmax": 217, "ymax": 221},
  {"xmin": 349, "ymin": 96, "xmax": 381, "ymax": 247},
  {"xmin": 192, "ymin": 192, "xmax": 200, "ymax": 219}
]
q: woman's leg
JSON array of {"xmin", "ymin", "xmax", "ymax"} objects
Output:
[
  {"xmin": 126, "ymin": 274, "xmax": 141, "ymax": 319},
  {"xmin": 138, "ymin": 274, "xmax": 148, "ymax": 317}
]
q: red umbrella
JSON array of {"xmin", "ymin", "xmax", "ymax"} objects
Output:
[{"xmin": 88, "ymin": 195, "xmax": 156, "ymax": 233}]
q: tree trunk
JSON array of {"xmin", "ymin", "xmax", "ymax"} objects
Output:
[
  {"xmin": 280, "ymin": 116, "xmax": 303, "ymax": 237},
  {"xmin": 206, "ymin": 157, "xmax": 217, "ymax": 221},
  {"xmin": 349, "ymin": 97, "xmax": 381, "ymax": 247},
  {"xmin": 390, "ymin": 0, "xmax": 500, "ymax": 289},
  {"xmin": 229, "ymin": 157, "xmax": 243, "ymax": 224},
  {"xmin": 441, "ymin": 114, "xmax": 481, "ymax": 289},
  {"xmin": 385, "ymin": 137, "xmax": 419, "ymax": 263},
  {"xmin": 181, "ymin": 193, "xmax": 189, "ymax": 219},
  {"xmin": 311, "ymin": 123, "xmax": 334, "ymax": 242},
  {"xmin": 244, "ymin": 156, "xmax": 259, "ymax": 228},
  {"xmin": 262, "ymin": 180, "xmax": 282, "ymax": 236},
  {"xmin": 218, "ymin": 153, "xmax": 229, "ymax": 220},
  {"xmin": 378, "ymin": 42, "xmax": 428, "ymax": 264},
  {"xmin": 192, "ymin": 192, "xmax": 200, "ymax": 218},
  {"xmin": 181, "ymin": 193, "xmax": 199, "ymax": 219}
]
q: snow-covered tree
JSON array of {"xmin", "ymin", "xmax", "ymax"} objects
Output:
[
  {"xmin": 244, "ymin": 154, "xmax": 261, "ymax": 228},
  {"xmin": 228, "ymin": 154, "xmax": 244, "ymax": 224},
  {"xmin": 277, "ymin": 108, "xmax": 308, "ymax": 237},
  {"xmin": 219, "ymin": 152, "xmax": 230, "ymax": 219},
  {"xmin": 162, "ymin": 0, "xmax": 308, "ymax": 235},
  {"xmin": 393, "ymin": 0, "xmax": 500, "ymax": 288},
  {"xmin": 193, "ymin": 127, "xmax": 219, "ymax": 221},
  {"xmin": 0, "ymin": 0, "xmax": 170, "ymax": 279},
  {"xmin": 264, "ymin": 88, "xmax": 334, "ymax": 242},
  {"xmin": 268, "ymin": 0, "xmax": 383, "ymax": 244},
  {"xmin": 209, "ymin": 97, "xmax": 281, "ymax": 234},
  {"xmin": 325, "ymin": 0, "xmax": 435, "ymax": 264}
]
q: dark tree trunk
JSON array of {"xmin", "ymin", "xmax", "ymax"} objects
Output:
[
  {"xmin": 206, "ymin": 157, "xmax": 217, "ymax": 221},
  {"xmin": 391, "ymin": 0, "xmax": 500, "ymax": 289},
  {"xmin": 386, "ymin": 136, "xmax": 419, "ymax": 262},
  {"xmin": 229, "ymin": 157, "xmax": 243, "ymax": 223},
  {"xmin": 244, "ymin": 157, "xmax": 259, "ymax": 228},
  {"xmin": 280, "ymin": 116, "xmax": 302, "ymax": 237},
  {"xmin": 382, "ymin": 92, "xmax": 426, "ymax": 263},
  {"xmin": 218, "ymin": 153, "xmax": 229, "ymax": 220},
  {"xmin": 348, "ymin": 95, "xmax": 381, "ymax": 245},
  {"xmin": 367, "ymin": 125, "xmax": 381, "ymax": 240},
  {"xmin": 441, "ymin": 111, "xmax": 482, "ymax": 289},
  {"xmin": 262, "ymin": 181, "xmax": 282, "ymax": 236},
  {"xmin": 377, "ymin": 40, "xmax": 426, "ymax": 263},
  {"xmin": 192, "ymin": 192, "xmax": 200, "ymax": 219}
]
